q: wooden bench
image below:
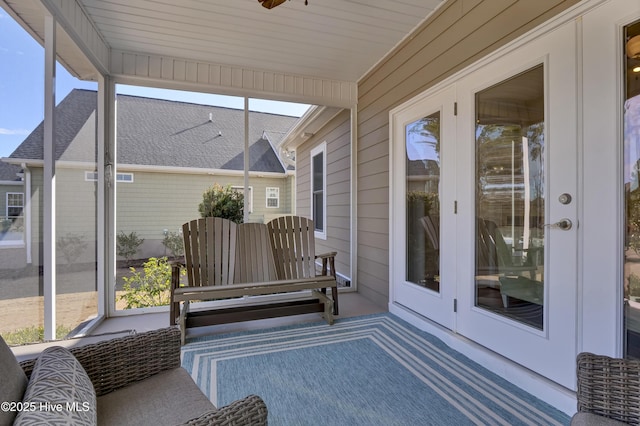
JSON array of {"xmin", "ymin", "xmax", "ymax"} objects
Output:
[{"xmin": 170, "ymin": 216, "xmax": 339, "ymax": 344}]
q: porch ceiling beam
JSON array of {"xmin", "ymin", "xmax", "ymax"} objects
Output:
[
  {"xmin": 39, "ymin": 0, "xmax": 110, "ymax": 76},
  {"xmin": 110, "ymin": 50, "xmax": 358, "ymax": 109}
]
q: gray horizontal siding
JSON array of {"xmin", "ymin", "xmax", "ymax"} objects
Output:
[
  {"xmin": 296, "ymin": 110, "xmax": 351, "ymax": 280},
  {"xmin": 355, "ymin": 0, "xmax": 580, "ymax": 306}
]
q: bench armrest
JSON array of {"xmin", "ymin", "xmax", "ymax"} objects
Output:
[
  {"xmin": 169, "ymin": 259, "xmax": 185, "ymax": 268},
  {"xmin": 19, "ymin": 327, "xmax": 181, "ymax": 397},
  {"xmin": 180, "ymin": 395, "xmax": 268, "ymax": 426},
  {"xmin": 315, "ymin": 251, "xmax": 337, "ymax": 260}
]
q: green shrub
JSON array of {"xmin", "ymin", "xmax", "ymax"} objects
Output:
[
  {"xmin": 630, "ymin": 273, "xmax": 640, "ymax": 297},
  {"xmin": 0, "ymin": 219, "xmax": 11, "ymax": 233},
  {"xmin": 118, "ymin": 257, "xmax": 184, "ymax": 309},
  {"xmin": 1, "ymin": 325, "xmax": 73, "ymax": 346},
  {"xmin": 162, "ymin": 231, "xmax": 184, "ymax": 259},
  {"xmin": 117, "ymin": 231, "xmax": 144, "ymax": 265},
  {"xmin": 198, "ymin": 183, "xmax": 244, "ymax": 223},
  {"xmin": 57, "ymin": 233, "xmax": 88, "ymax": 264}
]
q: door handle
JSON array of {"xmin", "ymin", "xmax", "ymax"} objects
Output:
[{"xmin": 544, "ymin": 218, "xmax": 573, "ymax": 230}]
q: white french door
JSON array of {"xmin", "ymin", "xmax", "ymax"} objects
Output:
[
  {"xmin": 391, "ymin": 18, "xmax": 578, "ymax": 388},
  {"xmin": 455, "ymin": 21, "xmax": 578, "ymax": 389},
  {"xmin": 391, "ymin": 85, "xmax": 457, "ymax": 330}
]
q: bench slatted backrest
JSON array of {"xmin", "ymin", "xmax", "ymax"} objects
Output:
[
  {"xmin": 182, "ymin": 217, "xmax": 237, "ymax": 287},
  {"xmin": 234, "ymin": 222, "xmax": 278, "ymax": 283},
  {"xmin": 267, "ymin": 216, "xmax": 317, "ymax": 280}
]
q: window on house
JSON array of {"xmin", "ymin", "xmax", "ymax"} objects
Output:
[
  {"xmin": 310, "ymin": 142, "xmax": 326, "ymax": 238},
  {"xmin": 6, "ymin": 193, "xmax": 24, "ymax": 218},
  {"xmin": 85, "ymin": 171, "xmax": 134, "ymax": 183},
  {"xmin": 231, "ymin": 186, "xmax": 253, "ymax": 213},
  {"xmin": 266, "ymin": 187, "xmax": 279, "ymax": 208},
  {"xmin": 116, "ymin": 173, "xmax": 134, "ymax": 183}
]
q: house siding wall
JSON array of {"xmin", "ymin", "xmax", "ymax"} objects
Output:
[
  {"xmin": 114, "ymin": 170, "xmax": 293, "ymax": 259},
  {"xmin": 356, "ymin": 0, "xmax": 580, "ymax": 307},
  {"xmin": 296, "ymin": 110, "xmax": 351, "ymax": 280},
  {"xmin": 21, "ymin": 168, "xmax": 292, "ymax": 263}
]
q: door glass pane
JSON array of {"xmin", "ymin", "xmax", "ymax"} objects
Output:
[
  {"xmin": 625, "ymin": 21, "xmax": 640, "ymax": 358},
  {"xmin": 406, "ymin": 112, "xmax": 441, "ymax": 292},
  {"xmin": 475, "ymin": 65, "xmax": 545, "ymax": 329}
]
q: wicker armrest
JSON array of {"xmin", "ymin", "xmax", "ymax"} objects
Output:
[
  {"xmin": 179, "ymin": 395, "xmax": 268, "ymax": 426},
  {"xmin": 576, "ymin": 352, "xmax": 640, "ymax": 424},
  {"xmin": 19, "ymin": 327, "xmax": 181, "ymax": 397}
]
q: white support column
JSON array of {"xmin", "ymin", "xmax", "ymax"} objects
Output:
[
  {"xmin": 43, "ymin": 14, "xmax": 57, "ymax": 341},
  {"xmin": 350, "ymin": 106, "xmax": 358, "ymax": 291},
  {"xmin": 97, "ymin": 76, "xmax": 106, "ymax": 318},
  {"xmin": 244, "ymin": 97, "xmax": 250, "ymax": 223},
  {"xmin": 97, "ymin": 75, "xmax": 116, "ymax": 318}
]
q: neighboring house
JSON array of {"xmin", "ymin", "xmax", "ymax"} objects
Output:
[
  {"xmin": 0, "ymin": 161, "xmax": 25, "ymax": 249},
  {"xmin": 2, "ymin": 89, "xmax": 299, "ymax": 264}
]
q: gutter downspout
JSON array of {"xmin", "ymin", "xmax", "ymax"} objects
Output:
[{"xmin": 22, "ymin": 163, "xmax": 32, "ymax": 264}]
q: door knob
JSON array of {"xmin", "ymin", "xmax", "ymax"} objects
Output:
[{"xmin": 545, "ymin": 218, "xmax": 573, "ymax": 230}]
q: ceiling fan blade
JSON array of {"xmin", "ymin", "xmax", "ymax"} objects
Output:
[{"xmin": 258, "ymin": 0, "xmax": 288, "ymax": 9}]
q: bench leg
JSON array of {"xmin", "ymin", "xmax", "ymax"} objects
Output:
[
  {"xmin": 313, "ymin": 290, "xmax": 334, "ymax": 325},
  {"xmin": 170, "ymin": 263, "xmax": 182, "ymax": 326},
  {"xmin": 320, "ymin": 286, "xmax": 339, "ymax": 316},
  {"xmin": 322, "ymin": 257, "xmax": 339, "ymax": 315},
  {"xmin": 179, "ymin": 300, "xmax": 190, "ymax": 345},
  {"xmin": 332, "ymin": 286, "xmax": 339, "ymax": 315}
]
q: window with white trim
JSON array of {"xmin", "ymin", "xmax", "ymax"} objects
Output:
[
  {"xmin": 6, "ymin": 193, "xmax": 24, "ymax": 218},
  {"xmin": 231, "ymin": 186, "xmax": 253, "ymax": 213},
  {"xmin": 85, "ymin": 171, "xmax": 134, "ymax": 183},
  {"xmin": 266, "ymin": 187, "xmax": 280, "ymax": 208},
  {"xmin": 116, "ymin": 173, "xmax": 134, "ymax": 183},
  {"xmin": 310, "ymin": 142, "xmax": 327, "ymax": 239}
]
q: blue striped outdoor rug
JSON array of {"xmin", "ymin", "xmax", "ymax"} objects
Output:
[{"xmin": 181, "ymin": 313, "xmax": 570, "ymax": 425}]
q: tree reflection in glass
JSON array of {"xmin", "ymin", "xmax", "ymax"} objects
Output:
[
  {"xmin": 406, "ymin": 112, "xmax": 441, "ymax": 292},
  {"xmin": 475, "ymin": 65, "xmax": 545, "ymax": 330}
]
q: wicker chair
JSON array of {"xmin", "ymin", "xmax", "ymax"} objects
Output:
[
  {"xmin": 13, "ymin": 327, "xmax": 267, "ymax": 425},
  {"xmin": 572, "ymin": 352, "xmax": 640, "ymax": 425}
]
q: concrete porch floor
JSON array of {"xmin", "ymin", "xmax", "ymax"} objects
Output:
[{"xmin": 12, "ymin": 292, "xmax": 385, "ymax": 361}]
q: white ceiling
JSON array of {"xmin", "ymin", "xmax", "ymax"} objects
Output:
[{"xmin": 3, "ymin": 0, "xmax": 444, "ymax": 83}]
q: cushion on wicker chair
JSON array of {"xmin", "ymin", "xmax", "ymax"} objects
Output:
[
  {"xmin": 571, "ymin": 412, "xmax": 629, "ymax": 425},
  {"xmin": 0, "ymin": 335, "xmax": 28, "ymax": 425},
  {"xmin": 13, "ymin": 346, "xmax": 97, "ymax": 426},
  {"xmin": 97, "ymin": 367, "xmax": 215, "ymax": 425}
]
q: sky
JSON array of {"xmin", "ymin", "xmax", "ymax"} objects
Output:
[{"xmin": 0, "ymin": 9, "xmax": 310, "ymax": 158}]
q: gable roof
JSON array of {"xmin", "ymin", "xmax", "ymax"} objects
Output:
[
  {"xmin": 0, "ymin": 161, "xmax": 22, "ymax": 183},
  {"xmin": 8, "ymin": 89, "xmax": 300, "ymax": 174}
]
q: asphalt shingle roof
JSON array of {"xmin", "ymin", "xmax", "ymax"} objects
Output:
[
  {"xmin": 0, "ymin": 162, "xmax": 22, "ymax": 182},
  {"xmin": 10, "ymin": 89, "xmax": 299, "ymax": 173}
]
